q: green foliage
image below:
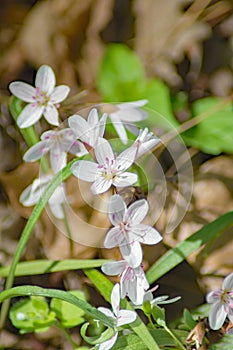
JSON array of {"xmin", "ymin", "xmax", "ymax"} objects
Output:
[
  {"xmin": 183, "ymin": 97, "xmax": 233, "ymax": 154},
  {"xmin": 210, "ymin": 334, "xmax": 233, "ymax": 350},
  {"xmin": 151, "ymin": 304, "xmax": 166, "ymax": 327},
  {"xmin": 182, "ymin": 309, "xmax": 197, "ymax": 330},
  {"xmin": 50, "ymin": 290, "xmax": 87, "ymax": 328},
  {"xmin": 81, "ymin": 322, "xmax": 115, "ymax": 345},
  {"xmin": 97, "ymin": 43, "xmax": 178, "ymax": 129},
  {"xmin": 10, "ymin": 296, "xmax": 56, "ymax": 334}
]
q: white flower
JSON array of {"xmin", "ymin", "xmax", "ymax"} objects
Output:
[
  {"xmin": 133, "ymin": 128, "xmax": 160, "ymax": 159},
  {"xmin": 68, "ymin": 108, "xmax": 107, "ymax": 149},
  {"xmin": 71, "ymin": 138, "xmax": 138, "ymax": 195},
  {"xmin": 206, "ymin": 272, "xmax": 233, "ymax": 330},
  {"xmin": 9, "ymin": 65, "xmax": 70, "ymax": 128},
  {"xmin": 23, "ymin": 128, "xmax": 87, "ymax": 173},
  {"xmin": 97, "ymin": 283, "xmax": 136, "ymax": 350},
  {"xmin": 104, "ymin": 194, "xmax": 162, "ymax": 267},
  {"xmin": 102, "ymin": 261, "xmax": 149, "ymax": 306},
  {"xmin": 101, "ymin": 100, "xmax": 148, "ymax": 144},
  {"xmin": 20, "ymin": 175, "xmax": 66, "ymax": 219}
]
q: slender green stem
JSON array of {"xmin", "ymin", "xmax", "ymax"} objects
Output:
[
  {"xmin": 163, "ymin": 323, "xmax": 186, "ymax": 350},
  {"xmin": 148, "ymin": 315, "xmax": 156, "ymax": 329},
  {"xmin": 55, "ymin": 321, "xmax": 79, "ymax": 349},
  {"xmin": 62, "ymin": 204, "xmax": 74, "ymax": 257},
  {"xmin": 0, "ymin": 160, "xmax": 77, "ymax": 329}
]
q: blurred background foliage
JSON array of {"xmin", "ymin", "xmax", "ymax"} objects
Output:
[{"xmin": 0, "ymin": 0, "xmax": 232, "ymax": 349}]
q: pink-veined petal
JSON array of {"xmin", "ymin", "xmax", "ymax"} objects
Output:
[
  {"xmin": 9, "ymin": 82, "xmax": 36, "ymax": 102},
  {"xmin": 43, "ymin": 104, "xmax": 59, "ymax": 126},
  {"xmin": 95, "ymin": 138, "xmax": 114, "ymax": 165},
  {"xmin": 17, "ymin": 104, "xmax": 43, "ymax": 128},
  {"xmin": 223, "ymin": 272, "xmax": 233, "ymax": 291},
  {"xmin": 50, "ymin": 148, "xmax": 67, "ymax": 173},
  {"xmin": 35, "ymin": 65, "xmax": 55, "ymax": 93},
  {"xmin": 101, "ymin": 260, "xmax": 127, "ymax": 276},
  {"xmin": 109, "ymin": 114, "xmax": 128, "ymax": 144},
  {"xmin": 71, "ymin": 160, "xmax": 98, "ymax": 182},
  {"xmin": 126, "ymin": 199, "xmax": 148, "ymax": 224},
  {"xmin": 23, "ymin": 140, "xmax": 50, "ymax": 162},
  {"xmin": 120, "ymin": 241, "xmax": 142, "ymax": 268},
  {"xmin": 41, "ymin": 130, "xmax": 55, "ymax": 141},
  {"xmin": 104, "ymin": 227, "xmax": 124, "ymax": 249},
  {"xmin": 116, "ymin": 146, "xmax": 137, "ymax": 171},
  {"xmin": 113, "ymin": 172, "xmax": 138, "ymax": 188},
  {"xmin": 68, "ymin": 114, "xmax": 89, "ymax": 142},
  {"xmin": 208, "ymin": 303, "xmax": 226, "ymax": 330},
  {"xmin": 117, "ymin": 309, "xmax": 136, "ymax": 327},
  {"xmin": 111, "ymin": 284, "xmax": 120, "ymax": 317},
  {"xmin": 130, "ymin": 224, "xmax": 162, "ymax": 245},
  {"xmin": 91, "ymin": 177, "xmax": 112, "ymax": 195},
  {"xmin": 98, "ymin": 333, "xmax": 118, "ymax": 350},
  {"xmin": 97, "ymin": 307, "xmax": 115, "ymax": 320},
  {"xmin": 108, "ymin": 194, "xmax": 126, "ymax": 226},
  {"xmin": 50, "ymin": 85, "xmax": 70, "ymax": 103}
]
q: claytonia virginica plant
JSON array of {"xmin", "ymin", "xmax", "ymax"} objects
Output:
[
  {"xmin": 9, "ymin": 65, "xmax": 70, "ymax": 128},
  {"xmin": 104, "ymin": 194, "xmax": 162, "ymax": 266},
  {"xmin": 206, "ymin": 272, "xmax": 233, "ymax": 330},
  {"xmin": 102, "ymin": 260, "xmax": 150, "ymax": 306},
  {"xmin": 97, "ymin": 283, "xmax": 136, "ymax": 350},
  {"xmin": 71, "ymin": 138, "xmax": 138, "ymax": 194},
  {"xmin": 23, "ymin": 128, "xmax": 87, "ymax": 173},
  {"xmin": 68, "ymin": 108, "xmax": 107, "ymax": 150},
  {"xmin": 133, "ymin": 127, "xmax": 160, "ymax": 159},
  {"xmin": 101, "ymin": 100, "xmax": 148, "ymax": 144}
]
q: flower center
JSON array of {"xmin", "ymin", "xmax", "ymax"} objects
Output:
[
  {"xmin": 98, "ymin": 157, "xmax": 118, "ymax": 181},
  {"xmin": 32, "ymin": 87, "xmax": 50, "ymax": 107}
]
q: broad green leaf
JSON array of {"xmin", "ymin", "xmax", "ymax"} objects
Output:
[
  {"xmin": 182, "ymin": 97, "xmax": 233, "ymax": 154},
  {"xmin": 147, "ymin": 210, "xmax": 233, "ymax": 284},
  {"xmin": 0, "ymin": 285, "xmax": 115, "ymax": 329},
  {"xmin": 152, "ymin": 304, "xmax": 166, "ymax": 326},
  {"xmin": 0, "ymin": 259, "xmax": 108, "ymax": 277},
  {"xmin": 51, "ymin": 290, "xmax": 87, "ymax": 328},
  {"xmin": 97, "ymin": 44, "xmax": 146, "ymax": 101},
  {"xmin": 183, "ymin": 309, "xmax": 196, "ymax": 330},
  {"xmin": 10, "ymin": 296, "xmax": 56, "ymax": 334}
]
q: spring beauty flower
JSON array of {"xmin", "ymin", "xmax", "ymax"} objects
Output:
[
  {"xmin": 20, "ymin": 175, "xmax": 66, "ymax": 219},
  {"xmin": 23, "ymin": 128, "xmax": 87, "ymax": 173},
  {"xmin": 101, "ymin": 100, "xmax": 148, "ymax": 144},
  {"xmin": 104, "ymin": 194, "xmax": 162, "ymax": 266},
  {"xmin": 206, "ymin": 272, "xmax": 233, "ymax": 330},
  {"xmin": 71, "ymin": 138, "xmax": 137, "ymax": 195},
  {"xmin": 133, "ymin": 128, "xmax": 160, "ymax": 159},
  {"xmin": 9, "ymin": 65, "xmax": 70, "ymax": 128},
  {"xmin": 102, "ymin": 260, "xmax": 150, "ymax": 306},
  {"xmin": 97, "ymin": 283, "xmax": 136, "ymax": 350},
  {"xmin": 68, "ymin": 108, "xmax": 107, "ymax": 150}
]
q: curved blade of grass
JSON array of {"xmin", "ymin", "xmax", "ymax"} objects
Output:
[
  {"xmin": 147, "ymin": 211, "xmax": 233, "ymax": 284},
  {"xmin": 0, "ymin": 259, "xmax": 109, "ymax": 277},
  {"xmin": 0, "ymin": 159, "xmax": 77, "ymax": 329},
  {"xmin": 0, "ymin": 285, "xmax": 114, "ymax": 328},
  {"xmin": 84, "ymin": 268, "xmax": 161, "ymax": 350}
]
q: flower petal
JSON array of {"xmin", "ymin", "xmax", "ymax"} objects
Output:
[
  {"xmin": 71, "ymin": 160, "xmax": 98, "ymax": 182},
  {"xmin": 104, "ymin": 227, "xmax": 124, "ymax": 248},
  {"xmin": 126, "ymin": 199, "xmax": 148, "ymax": 224},
  {"xmin": 120, "ymin": 241, "xmax": 142, "ymax": 268},
  {"xmin": 98, "ymin": 333, "xmax": 118, "ymax": 350},
  {"xmin": 68, "ymin": 114, "xmax": 89, "ymax": 141},
  {"xmin": 109, "ymin": 114, "xmax": 128, "ymax": 144},
  {"xmin": 17, "ymin": 104, "xmax": 43, "ymax": 128},
  {"xmin": 99, "ymin": 113, "xmax": 107, "ymax": 138},
  {"xmin": 108, "ymin": 194, "xmax": 126, "ymax": 226},
  {"xmin": 130, "ymin": 224, "xmax": 162, "ymax": 245},
  {"xmin": 35, "ymin": 65, "xmax": 55, "ymax": 93},
  {"xmin": 101, "ymin": 260, "xmax": 127, "ymax": 276},
  {"xmin": 115, "ymin": 108, "xmax": 147, "ymax": 122},
  {"xmin": 116, "ymin": 146, "xmax": 137, "ymax": 171},
  {"xmin": 23, "ymin": 140, "xmax": 50, "ymax": 162},
  {"xmin": 208, "ymin": 303, "xmax": 226, "ymax": 330},
  {"xmin": 95, "ymin": 138, "xmax": 114, "ymax": 165},
  {"xmin": 87, "ymin": 108, "xmax": 98, "ymax": 126},
  {"xmin": 118, "ymin": 100, "xmax": 148, "ymax": 109},
  {"xmin": 111, "ymin": 283, "xmax": 120, "ymax": 316},
  {"xmin": 223, "ymin": 272, "xmax": 233, "ymax": 291},
  {"xmin": 97, "ymin": 307, "xmax": 115, "ymax": 319},
  {"xmin": 117, "ymin": 309, "xmax": 136, "ymax": 327},
  {"xmin": 113, "ymin": 172, "xmax": 138, "ymax": 188},
  {"xmin": 43, "ymin": 104, "xmax": 59, "ymax": 126},
  {"xmin": 50, "ymin": 85, "xmax": 70, "ymax": 103},
  {"xmin": 9, "ymin": 82, "xmax": 36, "ymax": 102},
  {"xmin": 50, "ymin": 148, "xmax": 67, "ymax": 173},
  {"xmin": 91, "ymin": 177, "xmax": 112, "ymax": 195}
]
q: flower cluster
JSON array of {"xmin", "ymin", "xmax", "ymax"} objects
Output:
[{"xmin": 10, "ymin": 64, "xmax": 162, "ymax": 349}]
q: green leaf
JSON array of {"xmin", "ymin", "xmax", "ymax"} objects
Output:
[
  {"xmin": 183, "ymin": 309, "xmax": 196, "ymax": 330},
  {"xmin": 147, "ymin": 210, "xmax": 233, "ymax": 284},
  {"xmin": 151, "ymin": 304, "xmax": 166, "ymax": 326},
  {"xmin": 9, "ymin": 296, "xmax": 56, "ymax": 334},
  {"xmin": 0, "ymin": 259, "xmax": 108, "ymax": 277},
  {"xmin": 81, "ymin": 322, "xmax": 115, "ymax": 345},
  {"xmin": 210, "ymin": 334, "xmax": 233, "ymax": 350},
  {"xmin": 51, "ymin": 290, "xmax": 87, "ymax": 328},
  {"xmin": 182, "ymin": 97, "xmax": 233, "ymax": 154},
  {"xmin": 0, "ymin": 285, "xmax": 115, "ymax": 329},
  {"xmin": 97, "ymin": 44, "xmax": 146, "ymax": 101}
]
